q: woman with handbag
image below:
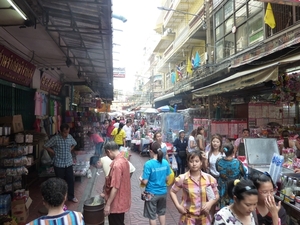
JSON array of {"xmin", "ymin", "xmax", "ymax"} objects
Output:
[
  {"xmin": 173, "ymin": 130, "xmax": 188, "ymax": 176},
  {"xmin": 139, "ymin": 142, "xmax": 172, "ymax": 225}
]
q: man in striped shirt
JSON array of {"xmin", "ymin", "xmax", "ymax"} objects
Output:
[{"xmin": 44, "ymin": 123, "xmax": 78, "ymax": 203}]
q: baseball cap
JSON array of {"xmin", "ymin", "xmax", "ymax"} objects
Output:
[{"xmin": 179, "ymin": 130, "xmax": 185, "ymax": 134}]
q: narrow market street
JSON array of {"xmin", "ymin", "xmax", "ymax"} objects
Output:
[{"xmin": 27, "ymin": 150, "xmax": 180, "ymax": 225}]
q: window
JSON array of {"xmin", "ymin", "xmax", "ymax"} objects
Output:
[
  {"xmin": 215, "ymin": 9, "xmax": 223, "ymax": 27},
  {"xmin": 248, "ymin": 0, "xmax": 262, "ymax": 17},
  {"xmin": 225, "ymin": 16, "xmax": 234, "ymax": 34},
  {"xmin": 235, "ymin": 0, "xmax": 246, "ymax": 10},
  {"xmin": 214, "ymin": 0, "xmax": 264, "ymax": 62},
  {"xmin": 236, "ymin": 6, "xmax": 247, "ymax": 26},
  {"xmin": 216, "ymin": 40, "xmax": 224, "ymax": 62},
  {"xmin": 248, "ymin": 16, "xmax": 264, "ymax": 45},
  {"xmin": 236, "ymin": 23, "xmax": 247, "ymax": 52},
  {"xmin": 216, "ymin": 24, "xmax": 224, "ymax": 41},
  {"xmin": 225, "ymin": 33, "xmax": 235, "ymax": 57},
  {"xmin": 224, "ymin": 0, "xmax": 234, "ymax": 19}
]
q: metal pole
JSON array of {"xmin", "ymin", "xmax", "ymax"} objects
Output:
[{"xmin": 69, "ymin": 83, "xmax": 74, "ymax": 110}]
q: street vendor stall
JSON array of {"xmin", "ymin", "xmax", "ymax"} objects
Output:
[{"xmin": 244, "ymin": 138, "xmax": 300, "ymax": 223}]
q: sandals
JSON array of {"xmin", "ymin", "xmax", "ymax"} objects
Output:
[{"xmin": 69, "ymin": 197, "xmax": 79, "ymax": 203}]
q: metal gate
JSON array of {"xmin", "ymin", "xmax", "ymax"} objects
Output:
[{"xmin": 0, "ymin": 82, "xmax": 35, "ymax": 130}]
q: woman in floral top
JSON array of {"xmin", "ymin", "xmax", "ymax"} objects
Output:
[{"xmin": 214, "ymin": 179, "xmax": 258, "ymax": 225}]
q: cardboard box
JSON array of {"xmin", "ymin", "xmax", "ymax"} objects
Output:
[
  {"xmin": 0, "ymin": 115, "xmax": 24, "ymax": 133},
  {"xmin": 11, "ymin": 197, "xmax": 32, "ymax": 224}
]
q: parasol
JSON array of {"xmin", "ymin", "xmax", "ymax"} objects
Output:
[
  {"xmin": 143, "ymin": 108, "xmax": 159, "ymax": 114},
  {"xmin": 157, "ymin": 105, "xmax": 175, "ymax": 112}
]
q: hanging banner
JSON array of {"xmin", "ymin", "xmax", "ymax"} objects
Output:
[
  {"xmin": 0, "ymin": 45, "xmax": 36, "ymax": 86},
  {"xmin": 40, "ymin": 73, "xmax": 63, "ymax": 95}
]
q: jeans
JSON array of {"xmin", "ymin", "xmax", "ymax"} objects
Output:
[
  {"xmin": 176, "ymin": 155, "xmax": 186, "ymax": 176},
  {"xmin": 95, "ymin": 142, "xmax": 104, "ymax": 156}
]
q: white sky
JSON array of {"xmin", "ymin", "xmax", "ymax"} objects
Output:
[{"xmin": 112, "ymin": 0, "xmax": 161, "ymax": 92}]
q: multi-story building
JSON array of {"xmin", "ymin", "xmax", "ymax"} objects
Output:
[{"xmin": 152, "ymin": 0, "xmax": 300, "ymax": 119}]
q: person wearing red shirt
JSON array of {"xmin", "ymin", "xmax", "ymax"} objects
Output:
[
  {"xmin": 106, "ymin": 119, "xmax": 115, "ymax": 141},
  {"xmin": 87, "ymin": 131, "xmax": 104, "ymax": 156}
]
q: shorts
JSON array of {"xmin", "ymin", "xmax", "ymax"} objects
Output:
[{"xmin": 143, "ymin": 194, "xmax": 167, "ymax": 220}]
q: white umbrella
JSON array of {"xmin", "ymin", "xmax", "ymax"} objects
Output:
[{"xmin": 144, "ymin": 108, "xmax": 159, "ymax": 114}]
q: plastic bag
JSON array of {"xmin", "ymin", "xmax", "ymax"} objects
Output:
[
  {"xmin": 171, "ymin": 155, "xmax": 178, "ymax": 171},
  {"xmin": 41, "ymin": 149, "xmax": 52, "ymax": 165},
  {"xmin": 166, "ymin": 168, "xmax": 175, "ymax": 186}
]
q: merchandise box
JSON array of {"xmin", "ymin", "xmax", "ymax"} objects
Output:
[
  {"xmin": 0, "ymin": 115, "xmax": 24, "ymax": 133},
  {"xmin": 11, "ymin": 196, "xmax": 32, "ymax": 224}
]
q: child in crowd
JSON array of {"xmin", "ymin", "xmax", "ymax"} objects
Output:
[
  {"xmin": 170, "ymin": 151, "xmax": 219, "ymax": 225},
  {"xmin": 87, "ymin": 131, "xmax": 104, "ymax": 156},
  {"xmin": 26, "ymin": 178, "xmax": 84, "ymax": 225}
]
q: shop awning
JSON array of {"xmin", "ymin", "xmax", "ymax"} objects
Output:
[
  {"xmin": 154, "ymin": 92, "xmax": 175, "ymax": 103},
  {"xmin": 192, "ymin": 63, "xmax": 279, "ymax": 98}
]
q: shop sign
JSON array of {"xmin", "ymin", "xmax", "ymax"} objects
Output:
[
  {"xmin": 0, "ymin": 45, "xmax": 35, "ymax": 86},
  {"xmin": 113, "ymin": 67, "xmax": 125, "ymax": 78},
  {"xmin": 169, "ymin": 98, "xmax": 182, "ymax": 105},
  {"xmin": 40, "ymin": 73, "xmax": 63, "ymax": 95}
]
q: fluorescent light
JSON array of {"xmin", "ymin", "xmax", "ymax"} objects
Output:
[{"xmin": 7, "ymin": 0, "xmax": 27, "ymax": 20}]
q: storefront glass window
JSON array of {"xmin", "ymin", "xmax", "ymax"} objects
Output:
[
  {"xmin": 225, "ymin": 33, "xmax": 235, "ymax": 57},
  {"xmin": 216, "ymin": 24, "xmax": 224, "ymax": 41},
  {"xmin": 236, "ymin": 23, "xmax": 247, "ymax": 52},
  {"xmin": 225, "ymin": 16, "xmax": 234, "ymax": 34},
  {"xmin": 248, "ymin": 16, "xmax": 264, "ymax": 45},
  {"xmin": 215, "ymin": 9, "xmax": 223, "ymax": 27},
  {"xmin": 224, "ymin": 0, "xmax": 234, "ymax": 19},
  {"xmin": 235, "ymin": 5, "xmax": 247, "ymax": 26},
  {"xmin": 216, "ymin": 39, "xmax": 224, "ymax": 62},
  {"xmin": 248, "ymin": 0, "xmax": 262, "ymax": 17}
]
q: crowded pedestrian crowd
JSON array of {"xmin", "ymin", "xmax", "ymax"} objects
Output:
[{"xmin": 26, "ymin": 116, "xmax": 300, "ymax": 225}]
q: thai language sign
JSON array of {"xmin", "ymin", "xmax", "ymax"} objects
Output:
[
  {"xmin": 0, "ymin": 45, "xmax": 36, "ymax": 86},
  {"xmin": 40, "ymin": 73, "xmax": 63, "ymax": 95}
]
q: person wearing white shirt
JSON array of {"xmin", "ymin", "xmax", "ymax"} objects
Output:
[{"xmin": 123, "ymin": 120, "xmax": 133, "ymax": 148}]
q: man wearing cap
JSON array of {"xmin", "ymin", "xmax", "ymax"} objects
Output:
[{"xmin": 173, "ymin": 130, "xmax": 188, "ymax": 175}]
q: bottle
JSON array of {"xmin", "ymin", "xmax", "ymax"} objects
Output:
[
  {"xmin": 280, "ymin": 175, "xmax": 287, "ymax": 199},
  {"xmin": 290, "ymin": 179, "xmax": 297, "ymax": 204},
  {"xmin": 284, "ymin": 177, "xmax": 293, "ymax": 203}
]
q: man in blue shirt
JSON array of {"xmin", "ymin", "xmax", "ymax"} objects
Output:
[{"xmin": 44, "ymin": 123, "xmax": 78, "ymax": 203}]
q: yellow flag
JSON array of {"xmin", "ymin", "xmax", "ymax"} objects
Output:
[
  {"xmin": 187, "ymin": 58, "xmax": 193, "ymax": 74},
  {"xmin": 264, "ymin": 3, "xmax": 276, "ymax": 29}
]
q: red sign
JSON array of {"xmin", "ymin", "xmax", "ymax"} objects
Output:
[
  {"xmin": 0, "ymin": 45, "xmax": 36, "ymax": 86},
  {"xmin": 40, "ymin": 73, "xmax": 63, "ymax": 95}
]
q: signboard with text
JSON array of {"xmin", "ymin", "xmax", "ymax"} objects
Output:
[
  {"xmin": 113, "ymin": 67, "xmax": 126, "ymax": 78},
  {"xmin": 0, "ymin": 45, "xmax": 36, "ymax": 86},
  {"xmin": 40, "ymin": 73, "xmax": 63, "ymax": 95}
]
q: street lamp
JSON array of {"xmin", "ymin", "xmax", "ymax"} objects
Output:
[{"xmin": 157, "ymin": 6, "xmax": 206, "ymax": 29}]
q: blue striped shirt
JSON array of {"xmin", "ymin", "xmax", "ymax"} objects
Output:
[
  {"xmin": 27, "ymin": 210, "xmax": 84, "ymax": 225},
  {"xmin": 44, "ymin": 134, "xmax": 77, "ymax": 168}
]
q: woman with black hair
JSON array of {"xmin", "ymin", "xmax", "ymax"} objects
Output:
[
  {"xmin": 139, "ymin": 142, "xmax": 172, "ymax": 225},
  {"xmin": 214, "ymin": 179, "xmax": 258, "ymax": 225},
  {"xmin": 252, "ymin": 172, "xmax": 286, "ymax": 225},
  {"xmin": 110, "ymin": 122, "xmax": 126, "ymax": 147},
  {"xmin": 216, "ymin": 143, "xmax": 247, "ymax": 208}
]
